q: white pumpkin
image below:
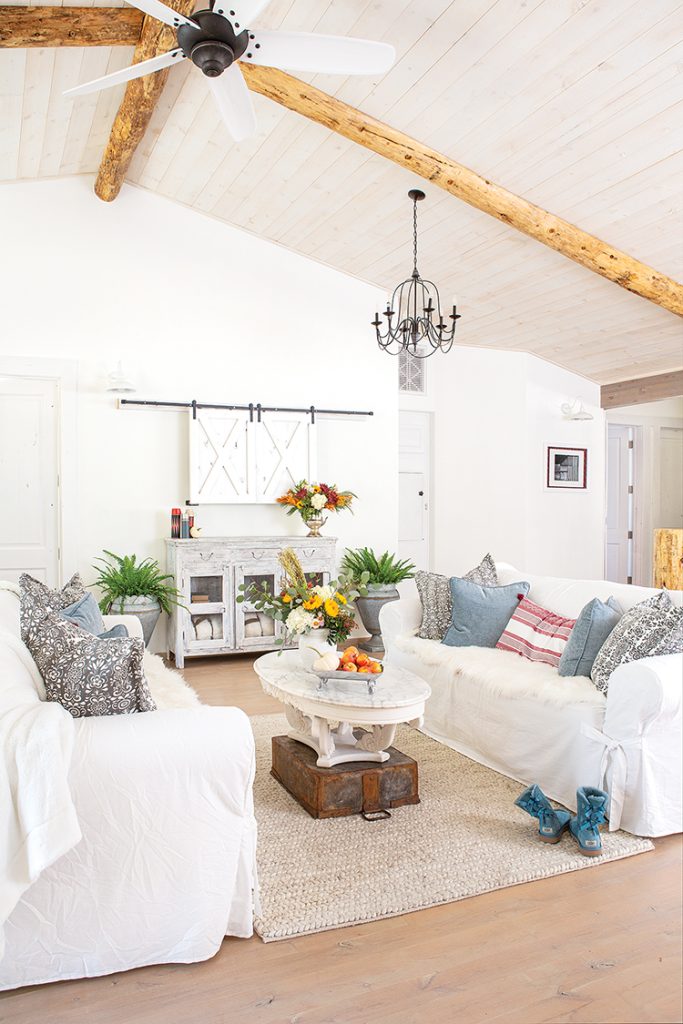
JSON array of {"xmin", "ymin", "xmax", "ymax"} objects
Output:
[{"xmin": 313, "ymin": 651, "xmax": 340, "ymax": 672}]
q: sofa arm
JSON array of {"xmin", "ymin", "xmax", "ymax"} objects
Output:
[
  {"xmin": 605, "ymin": 654, "xmax": 682, "ymax": 731},
  {"xmin": 68, "ymin": 707, "xmax": 257, "ymax": 943},
  {"xmin": 73, "ymin": 705, "xmax": 255, "ymax": 813},
  {"xmin": 102, "ymin": 613, "xmax": 144, "ymax": 641},
  {"xmin": 379, "ymin": 581, "xmax": 422, "ymax": 654},
  {"xmin": 586, "ymin": 654, "xmax": 683, "ymax": 836}
]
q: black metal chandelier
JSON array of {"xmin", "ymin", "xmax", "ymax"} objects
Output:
[{"xmin": 373, "ymin": 189, "xmax": 461, "ymax": 358}]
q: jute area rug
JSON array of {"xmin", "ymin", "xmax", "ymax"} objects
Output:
[{"xmin": 252, "ymin": 714, "xmax": 653, "ymax": 942}]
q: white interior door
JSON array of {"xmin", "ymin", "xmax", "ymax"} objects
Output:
[
  {"xmin": 659, "ymin": 427, "xmax": 683, "ymax": 528},
  {"xmin": 0, "ymin": 376, "xmax": 59, "ymax": 584},
  {"xmin": 605, "ymin": 424, "xmax": 633, "ymax": 584},
  {"xmin": 399, "ymin": 410, "xmax": 430, "ymax": 571}
]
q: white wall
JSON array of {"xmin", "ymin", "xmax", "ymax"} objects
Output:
[
  {"xmin": 421, "ymin": 347, "xmax": 604, "ymax": 579},
  {"xmin": 1, "ymin": 176, "xmax": 609, "ymax": 646},
  {"xmin": 0, "ymin": 179, "xmax": 398, "ymax": 624}
]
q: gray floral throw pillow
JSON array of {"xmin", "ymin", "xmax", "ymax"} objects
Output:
[
  {"xmin": 416, "ymin": 554, "xmax": 499, "ymax": 641},
  {"xmin": 20, "ymin": 573, "xmax": 156, "ymax": 717},
  {"xmin": 591, "ymin": 591, "xmax": 683, "ymax": 694},
  {"xmin": 19, "ymin": 572, "xmax": 86, "ymax": 642}
]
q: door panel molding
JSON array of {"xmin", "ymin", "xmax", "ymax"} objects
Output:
[{"xmin": 0, "ymin": 356, "xmax": 78, "ymax": 585}]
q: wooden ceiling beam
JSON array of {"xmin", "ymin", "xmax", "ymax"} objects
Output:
[
  {"xmin": 241, "ymin": 65, "xmax": 683, "ymax": 319},
  {"xmin": 0, "ymin": 7, "xmax": 143, "ymax": 47},
  {"xmin": 601, "ymin": 370, "xmax": 683, "ymax": 409},
  {"xmin": 93, "ymin": 1, "xmax": 195, "ymax": 202}
]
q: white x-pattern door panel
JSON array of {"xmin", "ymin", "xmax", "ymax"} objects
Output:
[
  {"xmin": 254, "ymin": 413, "xmax": 316, "ymax": 502},
  {"xmin": 189, "ymin": 410, "xmax": 317, "ymax": 504},
  {"xmin": 189, "ymin": 410, "xmax": 254, "ymax": 504}
]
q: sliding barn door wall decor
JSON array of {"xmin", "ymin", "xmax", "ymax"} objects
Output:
[
  {"xmin": 118, "ymin": 397, "xmax": 373, "ymax": 506},
  {"xmin": 189, "ymin": 409, "xmax": 316, "ymax": 505}
]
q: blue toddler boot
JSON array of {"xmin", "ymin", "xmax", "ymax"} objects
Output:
[
  {"xmin": 515, "ymin": 784, "xmax": 571, "ymax": 843},
  {"xmin": 569, "ymin": 787, "xmax": 608, "ymax": 857}
]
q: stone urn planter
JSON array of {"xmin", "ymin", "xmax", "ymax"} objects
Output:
[
  {"xmin": 354, "ymin": 585, "xmax": 400, "ymax": 652},
  {"xmin": 114, "ymin": 595, "xmax": 161, "ymax": 647}
]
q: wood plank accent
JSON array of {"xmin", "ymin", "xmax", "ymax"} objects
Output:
[
  {"xmin": 239, "ymin": 65, "xmax": 683, "ymax": 317},
  {"xmin": 654, "ymin": 528, "xmax": 683, "ymax": 590},
  {"xmin": 0, "ymin": 7, "xmax": 143, "ymax": 48},
  {"xmin": 601, "ymin": 370, "xmax": 683, "ymax": 409},
  {"xmin": 93, "ymin": 2, "xmax": 194, "ymax": 202}
]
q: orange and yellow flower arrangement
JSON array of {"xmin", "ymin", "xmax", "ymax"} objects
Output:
[{"xmin": 276, "ymin": 480, "xmax": 355, "ymax": 528}]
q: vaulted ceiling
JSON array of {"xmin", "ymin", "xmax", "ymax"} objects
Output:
[{"xmin": 2, "ymin": 0, "xmax": 682, "ymax": 383}]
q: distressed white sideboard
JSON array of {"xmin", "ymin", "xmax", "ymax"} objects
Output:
[{"xmin": 166, "ymin": 537, "xmax": 337, "ymax": 667}]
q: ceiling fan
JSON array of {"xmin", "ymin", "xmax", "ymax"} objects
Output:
[{"xmin": 63, "ymin": 0, "xmax": 395, "ymax": 141}]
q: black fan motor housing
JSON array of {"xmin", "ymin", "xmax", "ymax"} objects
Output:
[{"xmin": 177, "ymin": 10, "xmax": 249, "ymax": 78}]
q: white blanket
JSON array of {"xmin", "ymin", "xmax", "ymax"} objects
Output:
[
  {"xmin": 0, "ymin": 630, "xmax": 81, "ymax": 956},
  {"xmin": 395, "ymin": 635, "xmax": 605, "ymax": 707}
]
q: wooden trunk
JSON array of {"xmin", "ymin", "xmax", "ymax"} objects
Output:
[
  {"xmin": 654, "ymin": 528, "xmax": 683, "ymax": 590},
  {"xmin": 271, "ymin": 734, "xmax": 419, "ymax": 819}
]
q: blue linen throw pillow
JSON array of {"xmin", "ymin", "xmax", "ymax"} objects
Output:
[
  {"xmin": 558, "ymin": 596, "xmax": 622, "ymax": 678},
  {"xmin": 442, "ymin": 577, "xmax": 530, "ymax": 648},
  {"xmin": 61, "ymin": 594, "xmax": 130, "ymax": 639}
]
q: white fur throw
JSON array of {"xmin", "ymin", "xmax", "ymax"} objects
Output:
[
  {"xmin": 395, "ymin": 635, "xmax": 605, "ymax": 707},
  {"xmin": 143, "ymin": 652, "xmax": 201, "ymax": 710}
]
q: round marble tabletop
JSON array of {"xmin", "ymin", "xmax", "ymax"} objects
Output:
[{"xmin": 254, "ymin": 650, "xmax": 431, "ymax": 711}]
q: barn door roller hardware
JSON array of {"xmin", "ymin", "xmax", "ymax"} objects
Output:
[{"xmin": 118, "ymin": 398, "xmax": 374, "ymax": 421}]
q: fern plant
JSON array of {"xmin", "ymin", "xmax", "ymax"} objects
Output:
[
  {"xmin": 341, "ymin": 547, "xmax": 416, "ymax": 586},
  {"xmin": 92, "ymin": 551, "xmax": 182, "ymax": 615}
]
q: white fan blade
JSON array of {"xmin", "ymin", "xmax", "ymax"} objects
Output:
[
  {"xmin": 64, "ymin": 49, "xmax": 185, "ymax": 98},
  {"xmin": 242, "ymin": 31, "xmax": 395, "ymax": 75},
  {"xmin": 209, "ymin": 66, "xmax": 258, "ymax": 142},
  {"xmin": 123, "ymin": 0, "xmax": 198, "ymax": 30},
  {"xmin": 213, "ymin": 1, "xmax": 271, "ymax": 28}
]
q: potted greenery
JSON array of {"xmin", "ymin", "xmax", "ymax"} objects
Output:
[
  {"xmin": 93, "ymin": 551, "xmax": 182, "ymax": 646},
  {"xmin": 340, "ymin": 548, "xmax": 416, "ymax": 651}
]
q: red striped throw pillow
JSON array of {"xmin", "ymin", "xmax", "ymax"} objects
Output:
[{"xmin": 496, "ymin": 597, "xmax": 576, "ymax": 668}]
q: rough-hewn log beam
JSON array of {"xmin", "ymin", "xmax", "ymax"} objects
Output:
[
  {"xmin": 601, "ymin": 370, "xmax": 683, "ymax": 409},
  {"xmin": 0, "ymin": 7, "xmax": 142, "ymax": 47},
  {"xmin": 241, "ymin": 65, "xmax": 683, "ymax": 318},
  {"xmin": 94, "ymin": 1, "xmax": 195, "ymax": 202}
]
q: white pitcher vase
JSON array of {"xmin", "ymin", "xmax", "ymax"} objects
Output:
[{"xmin": 297, "ymin": 629, "xmax": 337, "ymax": 670}]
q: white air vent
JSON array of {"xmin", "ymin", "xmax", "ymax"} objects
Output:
[{"xmin": 398, "ymin": 350, "xmax": 425, "ymax": 394}]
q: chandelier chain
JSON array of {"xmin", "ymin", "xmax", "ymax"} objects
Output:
[{"xmin": 412, "ymin": 196, "xmax": 419, "ymax": 275}]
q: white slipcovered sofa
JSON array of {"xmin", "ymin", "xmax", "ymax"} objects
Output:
[
  {"xmin": 380, "ymin": 564, "xmax": 683, "ymax": 837},
  {"xmin": 0, "ymin": 585, "xmax": 258, "ymax": 990}
]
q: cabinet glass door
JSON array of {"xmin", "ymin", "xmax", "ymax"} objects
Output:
[
  {"xmin": 183, "ymin": 570, "xmax": 233, "ymax": 651},
  {"xmin": 236, "ymin": 564, "xmax": 282, "ymax": 648}
]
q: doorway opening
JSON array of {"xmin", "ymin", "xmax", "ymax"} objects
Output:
[{"xmin": 605, "ymin": 397, "xmax": 683, "ymax": 587}]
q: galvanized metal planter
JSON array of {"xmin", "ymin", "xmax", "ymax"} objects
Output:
[
  {"xmin": 115, "ymin": 595, "xmax": 161, "ymax": 646},
  {"xmin": 354, "ymin": 585, "xmax": 400, "ymax": 652}
]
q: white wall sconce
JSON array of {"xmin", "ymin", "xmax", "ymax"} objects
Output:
[
  {"xmin": 561, "ymin": 399, "xmax": 594, "ymax": 421},
  {"xmin": 105, "ymin": 361, "xmax": 136, "ymax": 394}
]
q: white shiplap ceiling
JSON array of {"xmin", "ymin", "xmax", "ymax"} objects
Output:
[{"xmin": 1, "ymin": 0, "xmax": 682, "ymax": 382}]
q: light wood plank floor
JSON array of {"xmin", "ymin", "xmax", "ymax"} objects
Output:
[{"xmin": 2, "ymin": 655, "xmax": 681, "ymax": 1024}]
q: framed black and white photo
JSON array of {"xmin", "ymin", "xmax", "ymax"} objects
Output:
[{"xmin": 546, "ymin": 446, "xmax": 587, "ymax": 489}]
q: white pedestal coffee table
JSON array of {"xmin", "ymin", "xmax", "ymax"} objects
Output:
[{"xmin": 254, "ymin": 650, "xmax": 431, "ymax": 769}]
